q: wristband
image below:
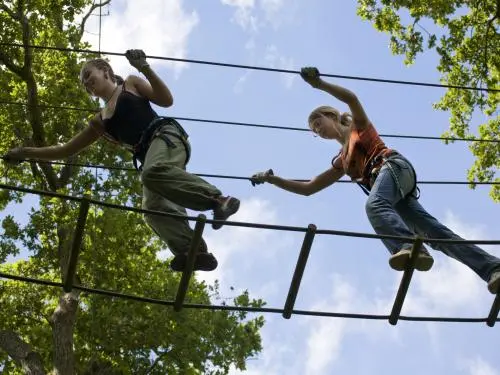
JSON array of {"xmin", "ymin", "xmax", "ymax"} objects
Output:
[{"xmin": 138, "ymin": 63, "xmax": 150, "ymax": 73}]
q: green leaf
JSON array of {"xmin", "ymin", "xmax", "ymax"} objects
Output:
[{"xmin": 357, "ymin": 0, "xmax": 500, "ymax": 200}]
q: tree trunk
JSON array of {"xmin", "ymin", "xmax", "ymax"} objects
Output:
[{"xmin": 50, "ymin": 292, "xmax": 79, "ymax": 375}]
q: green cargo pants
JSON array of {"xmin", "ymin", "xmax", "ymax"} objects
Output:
[{"xmin": 140, "ymin": 124, "xmax": 222, "ymax": 254}]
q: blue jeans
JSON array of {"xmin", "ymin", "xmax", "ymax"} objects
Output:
[{"xmin": 365, "ymin": 153, "xmax": 500, "ymax": 281}]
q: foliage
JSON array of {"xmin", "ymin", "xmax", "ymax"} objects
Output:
[
  {"xmin": 0, "ymin": 1, "xmax": 264, "ymax": 373},
  {"xmin": 357, "ymin": 0, "xmax": 500, "ymax": 200}
]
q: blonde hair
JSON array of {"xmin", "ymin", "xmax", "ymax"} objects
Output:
[
  {"xmin": 79, "ymin": 58, "xmax": 124, "ymax": 87},
  {"xmin": 308, "ymin": 105, "xmax": 353, "ymax": 129}
]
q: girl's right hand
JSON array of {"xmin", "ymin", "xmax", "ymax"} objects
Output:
[
  {"xmin": 4, "ymin": 147, "xmax": 26, "ymax": 165},
  {"xmin": 250, "ymin": 169, "xmax": 274, "ymax": 186}
]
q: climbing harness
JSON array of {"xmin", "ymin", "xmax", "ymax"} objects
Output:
[{"xmin": 132, "ymin": 117, "xmax": 191, "ymax": 171}]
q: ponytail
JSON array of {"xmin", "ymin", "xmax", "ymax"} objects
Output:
[{"xmin": 114, "ymin": 74, "xmax": 125, "ymax": 85}]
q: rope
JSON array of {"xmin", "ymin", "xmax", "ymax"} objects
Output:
[
  {"xmin": 1, "ymin": 42, "xmax": 498, "ymax": 92},
  {"xmin": 0, "ymin": 182, "xmax": 499, "ymax": 245},
  {"xmin": 1, "ymin": 157, "xmax": 498, "ymax": 186},
  {"xmin": 1, "ymin": 99, "xmax": 498, "ymax": 143},
  {"xmin": 0, "ymin": 272, "xmax": 497, "ymax": 324}
]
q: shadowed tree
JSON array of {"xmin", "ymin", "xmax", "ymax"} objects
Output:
[{"xmin": 0, "ymin": 1, "xmax": 264, "ymax": 373}]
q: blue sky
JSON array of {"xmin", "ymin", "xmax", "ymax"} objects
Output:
[{"xmin": 4, "ymin": 0, "xmax": 500, "ymax": 374}]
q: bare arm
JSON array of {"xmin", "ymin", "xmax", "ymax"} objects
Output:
[
  {"xmin": 301, "ymin": 67, "xmax": 370, "ymax": 130},
  {"xmin": 124, "ymin": 49, "xmax": 173, "ymax": 107},
  {"xmin": 263, "ymin": 167, "xmax": 344, "ymax": 196},
  {"xmin": 130, "ymin": 69, "xmax": 174, "ymax": 107},
  {"xmin": 317, "ymin": 80, "xmax": 369, "ymax": 129},
  {"xmin": 8, "ymin": 119, "xmax": 101, "ymax": 161}
]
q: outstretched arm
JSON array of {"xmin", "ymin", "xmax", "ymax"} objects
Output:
[
  {"xmin": 301, "ymin": 67, "xmax": 370, "ymax": 130},
  {"xmin": 251, "ymin": 166, "xmax": 344, "ymax": 196},
  {"xmin": 5, "ymin": 116, "xmax": 102, "ymax": 163}
]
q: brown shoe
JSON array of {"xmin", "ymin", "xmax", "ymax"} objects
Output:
[
  {"xmin": 212, "ymin": 196, "xmax": 240, "ymax": 230},
  {"xmin": 170, "ymin": 252, "xmax": 218, "ymax": 272},
  {"xmin": 389, "ymin": 249, "xmax": 434, "ymax": 272}
]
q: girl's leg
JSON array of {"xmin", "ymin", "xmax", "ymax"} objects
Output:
[
  {"xmin": 141, "ymin": 125, "xmax": 239, "ymax": 229},
  {"xmin": 365, "ymin": 154, "xmax": 433, "ymax": 271},
  {"xmin": 142, "ymin": 186, "xmax": 218, "ymax": 272},
  {"xmin": 396, "ymin": 196, "xmax": 500, "ymax": 283}
]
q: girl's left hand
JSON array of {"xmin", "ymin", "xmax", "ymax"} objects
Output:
[
  {"xmin": 300, "ymin": 67, "xmax": 322, "ymax": 88},
  {"xmin": 125, "ymin": 49, "xmax": 150, "ymax": 72}
]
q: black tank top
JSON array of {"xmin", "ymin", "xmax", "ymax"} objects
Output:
[{"xmin": 101, "ymin": 84, "xmax": 158, "ymax": 147}]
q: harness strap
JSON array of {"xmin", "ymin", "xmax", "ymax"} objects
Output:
[
  {"xmin": 132, "ymin": 117, "xmax": 190, "ymax": 171},
  {"xmin": 361, "ymin": 150, "xmax": 420, "ymax": 199}
]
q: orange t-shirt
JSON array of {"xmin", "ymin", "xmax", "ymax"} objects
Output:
[{"xmin": 332, "ymin": 122, "xmax": 388, "ymax": 184}]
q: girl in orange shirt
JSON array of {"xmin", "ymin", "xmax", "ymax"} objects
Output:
[{"xmin": 252, "ymin": 67, "xmax": 500, "ymax": 294}]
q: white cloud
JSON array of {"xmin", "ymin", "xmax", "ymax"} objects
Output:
[
  {"xmin": 264, "ymin": 45, "xmax": 295, "ymax": 89},
  {"xmin": 220, "ymin": 0, "xmax": 296, "ymax": 91},
  {"xmin": 222, "ymin": 209, "xmax": 500, "ymax": 375},
  {"xmin": 463, "ymin": 357, "xmax": 499, "ymax": 375},
  {"xmin": 303, "ymin": 274, "xmax": 394, "ymax": 375},
  {"xmin": 304, "ymin": 276, "xmax": 352, "ymax": 375},
  {"xmin": 403, "ymin": 257, "xmax": 485, "ymax": 316},
  {"xmin": 220, "ymin": 0, "xmax": 289, "ymax": 31},
  {"xmin": 443, "ymin": 210, "xmax": 500, "ymax": 258},
  {"xmin": 234, "ymin": 71, "xmax": 252, "ymax": 94},
  {"xmin": 260, "ymin": 0, "xmax": 285, "ymax": 23},
  {"xmin": 222, "ymin": 0, "xmax": 255, "ymax": 6},
  {"xmin": 229, "ymin": 325, "xmax": 297, "ymax": 375},
  {"xmin": 221, "ymin": 0, "xmax": 259, "ymax": 32},
  {"xmin": 82, "ymin": 0, "xmax": 199, "ymax": 77},
  {"xmin": 197, "ymin": 197, "xmax": 291, "ymax": 286}
]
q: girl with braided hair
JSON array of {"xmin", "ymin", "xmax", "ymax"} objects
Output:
[{"xmin": 6, "ymin": 49, "xmax": 240, "ymax": 272}]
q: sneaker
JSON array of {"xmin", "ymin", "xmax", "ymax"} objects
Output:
[
  {"xmin": 389, "ymin": 249, "xmax": 434, "ymax": 272},
  {"xmin": 487, "ymin": 271, "xmax": 500, "ymax": 294},
  {"xmin": 212, "ymin": 196, "xmax": 240, "ymax": 230},
  {"xmin": 170, "ymin": 252, "xmax": 218, "ymax": 272}
]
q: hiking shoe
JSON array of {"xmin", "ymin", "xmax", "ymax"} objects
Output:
[
  {"xmin": 389, "ymin": 249, "xmax": 434, "ymax": 272},
  {"xmin": 212, "ymin": 196, "xmax": 240, "ymax": 230},
  {"xmin": 488, "ymin": 271, "xmax": 500, "ymax": 294},
  {"xmin": 170, "ymin": 253, "xmax": 187, "ymax": 272},
  {"xmin": 170, "ymin": 252, "xmax": 218, "ymax": 272}
]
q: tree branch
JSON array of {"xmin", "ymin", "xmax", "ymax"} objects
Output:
[
  {"xmin": 78, "ymin": 0, "xmax": 111, "ymax": 41},
  {"xmin": 414, "ymin": 19, "xmax": 432, "ymax": 38},
  {"xmin": 0, "ymin": 50, "xmax": 25, "ymax": 78},
  {"xmin": 57, "ymin": 218, "xmax": 71, "ymax": 280},
  {"xmin": 57, "ymin": 158, "xmax": 77, "ymax": 188},
  {"xmin": 15, "ymin": 1, "xmax": 59, "ymax": 189},
  {"xmin": 28, "ymin": 162, "xmax": 47, "ymax": 189},
  {"xmin": 0, "ymin": 330, "xmax": 46, "ymax": 375},
  {"xmin": 0, "ymin": 3, "xmax": 19, "ymax": 20}
]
